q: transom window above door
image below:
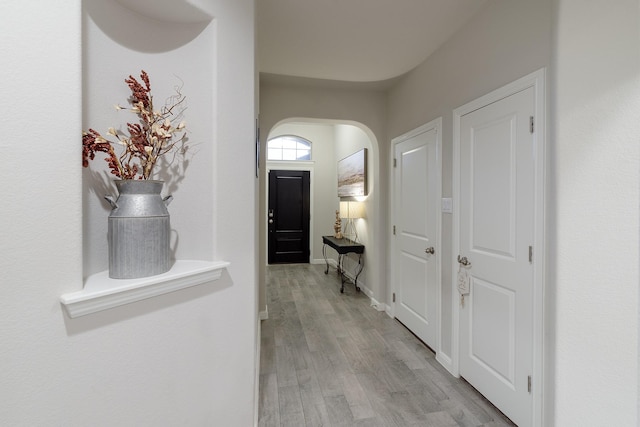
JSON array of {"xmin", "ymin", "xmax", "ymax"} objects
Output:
[{"xmin": 267, "ymin": 135, "xmax": 312, "ymax": 161}]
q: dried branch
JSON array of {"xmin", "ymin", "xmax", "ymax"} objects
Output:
[{"xmin": 82, "ymin": 70, "xmax": 188, "ymax": 180}]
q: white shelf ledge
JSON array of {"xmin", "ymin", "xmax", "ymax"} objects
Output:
[{"xmin": 61, "ymin": 260, "xmax": 230, "ymax": 318}]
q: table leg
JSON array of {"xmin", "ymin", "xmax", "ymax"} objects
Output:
[
  {"xmin": 323, "ymin": 244, "xmax": 329, "ymax": 274},
  {"xmin": 354, "ymin": 253, "xmax": 364, "ymax": 292},
  {"xmin": 338, "ymin": 254, "xmax": 346, "ymax": 293}
]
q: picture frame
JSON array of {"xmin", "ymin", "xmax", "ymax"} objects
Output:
[{"xmin": 337, "ymin": 148, "xmax": 367, "ymax": 197}]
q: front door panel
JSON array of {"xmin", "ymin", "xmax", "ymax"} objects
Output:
[{"xmin": 268, "ymin": 170, "xmax": 310, "ymax": 264}]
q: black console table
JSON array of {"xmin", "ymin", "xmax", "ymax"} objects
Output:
[{"xmin": 322, "ymin": 235, "xmax": 365, "ymax": 293}]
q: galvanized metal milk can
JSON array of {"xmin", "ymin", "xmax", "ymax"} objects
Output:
[{"xmin": 105, "ymin": 180, "xmax": 173, "ymax": 279}]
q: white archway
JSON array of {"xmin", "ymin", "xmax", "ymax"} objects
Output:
[{"xmin": 259, "ymin": 117, "xmax": 385, "ymax": 316}]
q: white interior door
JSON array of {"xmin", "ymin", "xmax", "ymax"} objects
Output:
[
  {"xmin": 393, "ymin": 123, "xmax": 440, "ymax": 349},
  {"xmin": 457, "ymin": 86, "xmax": 535, "ymax": 427}
]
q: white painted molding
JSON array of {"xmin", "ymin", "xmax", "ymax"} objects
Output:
[
  {"xmin": 254, "ymin": 313, "xmax": 261, "ymax": 427},
  {"xmin": 436, "ymin": 351, "xmax": 457, "ymax": 377},
  {"xmin": 384, "ymin": 305, "xmax": 393, "ymax": 318},
  {"xmin": 61, "ymin": 260, "xmax": 230, "ymax": 318},
  {"xmin": 335, "ymin": 261, "xmax": 364, "ymax": 288},
  {"xmin": 368, "ymin": 296, "xmax": 386, "ymax": 312},
  {"xmin": 259, "ymin": 306, "xmax": 269, "ymax": 320},
  {"xmin": 334, "ymin": 264, "xmax": 389, "ymax": 313},
  {"xmin": 323, "ymin": 258, "xmax": 380, "ymax": 306}
]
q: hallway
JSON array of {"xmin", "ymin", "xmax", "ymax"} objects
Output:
[{"xmin": 258, "ymin": 264, "xmax": 515, "ymax": 426}]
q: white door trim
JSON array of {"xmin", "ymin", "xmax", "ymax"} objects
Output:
[
  {"xmin": 452, "ymin": 68, "xmax": 546, "ymax": 427},
  {"xmin": 266, "ymin": 161, "xmax": 315, "ymax": 263},
  {"xmin": 390, "ymin": 117, "xmax": 442, "ymax": 349}
]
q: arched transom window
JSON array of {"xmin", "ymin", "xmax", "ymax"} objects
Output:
[{"xmin": 267, "ymin": 135, "xmax": 312, "ymax": 161}]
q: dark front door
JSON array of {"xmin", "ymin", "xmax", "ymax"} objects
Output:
[{"xmin": 268, "ymin": 170, "xmax": 310, "ymax": 264}]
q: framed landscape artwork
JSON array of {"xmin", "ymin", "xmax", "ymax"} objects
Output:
[{"xmin": 338, "ymin": 148, "xmax": 367, "ymax": 197}]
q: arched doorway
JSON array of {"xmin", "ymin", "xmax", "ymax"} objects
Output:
[{"xmin": 258, "ymin": 118, "xmax": 383, "ymax": 319}]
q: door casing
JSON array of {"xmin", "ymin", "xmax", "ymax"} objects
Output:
[
  {"xmin": 266, "ymin": 162, "xmax": 314, "ymax": 264},
  {"xmin": 390, "ymin": 117, "xmax": 442, "ymax": 352},
  {"xmin": 452, "ymin": 68, "xmax": 546, "ymax": 427}
]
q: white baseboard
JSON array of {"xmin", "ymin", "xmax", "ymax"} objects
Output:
[
  {"xmin": 253, "ymin": 314, "xmax": 261, "ymax": 427},
  {"xmin": 384, "ymin": 305, "xmax": 393, "ymax": 318},
  {"xmin": 436, "ymin": 351, "xmax": 457, "ymax": 377},
  {"xmin": 332, "ymin": 264, "xmax": 391, "ymax": 314},
  {"xmin": 367, "ymin": 296, "xmax": 387, "ymax": 312}
]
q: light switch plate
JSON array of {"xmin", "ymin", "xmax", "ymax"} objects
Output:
[{"xmin": 442, "ymin": 198, "xmax": 453, "ymax": 213}]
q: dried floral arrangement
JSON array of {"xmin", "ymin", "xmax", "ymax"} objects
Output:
[{"xmin": 82, "ymin": 70, "xmax": 187, "ymax": 180}]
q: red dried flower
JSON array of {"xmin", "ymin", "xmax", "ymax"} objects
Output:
[{"xmin": 82, "ymin": 70, "xmax": 187, "ymax": 180}]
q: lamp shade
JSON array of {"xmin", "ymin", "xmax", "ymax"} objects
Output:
[
  {"xmin": 339, "ymin": 201, "xmax": 350, "ymax": 218},
  {"xmin": 348, "ymin": 201, "xmax": 365, "ymax": 219},
  {"xmin": 339, "ymin": 201, "xmax": 365, "ymax": 219}
]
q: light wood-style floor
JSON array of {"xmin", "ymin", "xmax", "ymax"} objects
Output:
[{"xmin": 258, "ymin": 263, "xmax": 515, "ymax": 427}]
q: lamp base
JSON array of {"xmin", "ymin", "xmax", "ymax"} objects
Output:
[{"xmin": 343, "ymin": 219, "xmax": 358, "ymax": 242}]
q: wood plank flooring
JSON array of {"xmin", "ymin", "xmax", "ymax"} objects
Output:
[{"xmin": 258, "ymin": 264, "xmax": 516, "ymax": 427}]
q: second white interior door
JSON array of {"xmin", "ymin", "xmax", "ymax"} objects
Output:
[
  {"xmin": 393, "ymin": 122, "xmax": 440, "ymax": 349},
  {"xmin": 457, "ymin": 85, "xmax": 536, "ymax": 427}
]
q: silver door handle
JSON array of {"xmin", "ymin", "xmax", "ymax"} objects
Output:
[
  {"xmin": 425, "ymin": 247, "xmax": 435, "ymax": 255},
  {"xmin": 457, "ymin": 255, "xmax": 471, "ymax": 267},
  {"xmin": 268, "ymin": 219, "xmax": 273, "ymax": 224}
]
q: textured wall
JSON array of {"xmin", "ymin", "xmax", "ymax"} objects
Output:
[
  {"xmin": 0, "ymin": 1, "xmax": 257, "ymax": 425},
  {"xmin": 550, "ymin": 0, "xmax": 640, "ymax": 424}
]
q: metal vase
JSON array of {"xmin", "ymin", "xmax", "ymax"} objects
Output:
[{"xmin": 105, "ymin": 180, "xmax": 173, "ymax": 279}]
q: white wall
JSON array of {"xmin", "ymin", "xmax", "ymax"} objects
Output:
[
  {"xmin": 549, "ymin": 0, "xmax": 640, "ymax": 424},
  {"xmin": 0, "ymin": 0, "xmax": 257, "ymax": 425},
  {"xmin": 387, "ymin": 0, "xmax": 552, "ymax": 366}
]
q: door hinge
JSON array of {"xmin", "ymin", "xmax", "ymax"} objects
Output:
[
  {"xmin": 392, "ymin": 293, "xmax": 396, "ymax": 303},
  {"xmin": 530, "ymin": 116, "xmax": 534, "ymax": 134},
  {"xmin": 528, "ymin": 375, "xmax": 532, "ymax": 393},
  {"xmin": 393, "ymin": 158, "xmax": 397, "ymax": 168},
  {"xmin": 529, "ymin": 246, "xmax": 533, "ymax": 263},
  {"xmin": 393, "ymin": 225, "xmax": 396, "ymax": 235}
]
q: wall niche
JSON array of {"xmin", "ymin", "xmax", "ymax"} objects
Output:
[{"xmin": 73, "ymin": 0, "xmax": 222, "ymax": 314}]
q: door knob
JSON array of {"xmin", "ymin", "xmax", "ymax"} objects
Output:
[
  {"xmin": 425, "ymin": 247, "xmax": 435, "ymax": 255},
  {"xmin": 268, "ymin": 219, "xmax": 273, "ymax": 224},
  {"xmin": 457, "ymin": 255, "xmax": 471, "ymax": 267}
]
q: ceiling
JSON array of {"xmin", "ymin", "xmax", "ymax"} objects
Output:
[{"xmin": 257, "ymin": 0, "xmax": 488, "ymax": 83}]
